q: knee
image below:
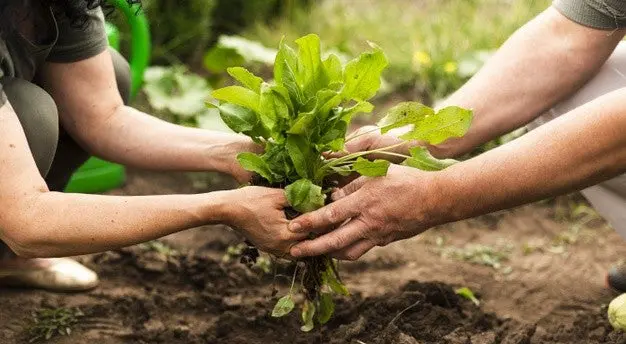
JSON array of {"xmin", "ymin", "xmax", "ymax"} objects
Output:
[
  {"xmin": 1, "ymin": 77, "xmax": 59, "ymax": 177},
  {"xmin": 109, "ymin": 48, "xmax": 131, "ymax": 105}
]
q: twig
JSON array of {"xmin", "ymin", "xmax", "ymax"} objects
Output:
[{"xmin": 387, "ymin": 300, "xmax": 421, "ymax": 327}]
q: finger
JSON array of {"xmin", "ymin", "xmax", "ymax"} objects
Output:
[
  {"xmin": 288, "ymin": 196, "xmax": 359, "ymax": 234},
  {"xmin": 331, "ymin": 176, "xmax": 368, "ymax": 201},
  {"xmin": 290, "ymin": 218, "xmax": 367, "ymax": 258},
  {"xmin": 331, "ymin": 239, "xmax": 377, "ymax": 261}
]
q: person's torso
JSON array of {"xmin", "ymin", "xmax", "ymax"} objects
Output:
[{"xmin": 0, "ymin": 0, "xmax": 60, "ymax": 82}]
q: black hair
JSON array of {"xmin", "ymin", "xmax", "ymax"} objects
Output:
[{"xmin": 0, "ymin": 0, "xmax": 141, "ymax": 32}]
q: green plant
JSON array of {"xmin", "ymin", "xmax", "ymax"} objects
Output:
[
  {"xmin": 142, "ymin": 66, "xmax": 231, "ymax": 131},
  {"xmin": 455, "ymin": 287, "xmax": 480, "ymax": 306},
  {"xmin": 441, "ymin": 243, "xmax": 512, "ymax": 270},
  {"xmin": 139, "ymin": 240, "xmax": 178, "ymax": 256},
  {"xmin": 209, "ymin": 33, "xmax": 472, "ymax": 330},
  {"xmin": 27, "ymin": 307, "xmax": 83, "ymax": 342}
]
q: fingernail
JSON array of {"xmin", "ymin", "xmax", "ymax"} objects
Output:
[
  {"xmin": 290, "ymin": 246, "xmax": 302, "ymax": 257},
  {"xmin": 289, "ymin": 222, "xmax": 302, "ymax": 233}
]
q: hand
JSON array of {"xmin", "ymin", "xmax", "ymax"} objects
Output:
[
  {"xmin": 287, "ymin": 165, "xmax": 445, "ymax": 260},
  {"xmin": 343, "ymin": 125, "xmax": 417, "ymax": 163},
  {"xmin": 221, "ymin": 186, "xmax": 308, "ymax": 257},
  {"xmin": 222, "ymin": 138, "xmax": 263, "ymax": 184}
]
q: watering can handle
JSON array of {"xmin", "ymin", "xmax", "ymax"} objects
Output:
[{"xmin": 107, "ymin": 0, "xmax": 151, "ymax": 100}]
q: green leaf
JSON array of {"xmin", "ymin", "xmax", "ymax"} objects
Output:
[
  {"xmin": 272, "ymin": 295, "xmax": 295, "ymax": 317},
  {"xmin": 323, "ymin": 54, "xmax": 343, "ymax": 84},
  {"xmin": 143, "ymin": 66, "xmax": 210, "ymax": 117},
  {"xmin": 400, "ymin": 106, "xmax": 473, "ymax": 144},
  {"xmin": 217, "ymin": 35, "xmax": 277, "ymax": 65},
  {"xmin": 285, "ymin": 179, "xmax": 326, "ymax": 213},
  {"xmin": 237, "ymin": 153, "xmax": 278, "ymax": 183},
  {"xmin": 274, "ymin": 38, "xmax": 305, "ymax": 105},
  {"xmin": 322, "ymin": 263, "xmax": 349, "ymax": 296},
  {"xmin": 203, "ymin": 47, "xmax": 245, "ymax": 73},
  {"xmin": 323, "ymin": 138, "xmax": 345, "ymax": 152},
  {"xmin": 341, "ymin": 42, "xmax": 388, "ymax": 101},
  {"xmin": 341, "ymin": 101, "xmax": 374, "ymax": 122},
  {"xmin": 227, "ymin": 67, "xmax": 263, "ymax": 93},
  {"xmin": 288, "ymin": 90, "xmax": 342, "ymax": 137},
  {"xmin": 259, "ymin": 83, "xmax": 290, "ymax": 132},
  {"xmin": 320, "ymin": 120, "xmax": 347, "ymax": 144},
  {"xmin": 286, "ymin": 135, "xmax": 318, "ymax": 179},
  {"xmin": 316, "ymin": 293, "xmax": 335, "ymax": 325},
  {"xmin": 295, "ymin": 34, "xmax": 329, "ymax": 97},
  {"xmin": 212, "ymin": 86, "xmax": 260, "ymax": 112},
  {"xmin": 377, "ymin": 102, "xmax": 434, "ymax": 134},
  {"xmin": 353, "ymin": 157, "xmax": 390, "ymax": 177},
  {"xmin": 300, "ymin": 300, "xmax": 316, "ymax": 332},
  {"xmin": 455, "ymin": 287, "xmax": 480, "ymax": 306},
  {"xmin": 211, "ymin": 103, "xmax": 258, "ymax": 133},
  {"xmin": 402, "ymin": 147, "xmax": 458, "ymax": 171}
]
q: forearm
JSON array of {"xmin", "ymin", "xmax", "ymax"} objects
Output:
[
  {"xmin": 3, "ymin": 191, "xmax": 230, "ymax": 258},
  {"xmin": 431, "ymin": 7, "xmax": 625, "ymax": 158},
  {"xmin": 434, "ymin": 88, "xmax": 626, "ymax": 223},
  {"xmin": 76, "ymin": 105, "xmax": 256, "ymax": 174}
]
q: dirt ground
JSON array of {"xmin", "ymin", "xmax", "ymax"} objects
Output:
[{"xmin": 2, "ymin": 169, "xmax": 626, "ymax": 344}]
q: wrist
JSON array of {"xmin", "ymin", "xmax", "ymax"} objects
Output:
[
  {"xmin": 200, "ymin": 190, "xmax": 237, "ymax": 225},
  {"xmin": 206, "ymin": 134, "xmax": 259, "ymax": 175},
  {"xmin": 427, "ymin": 162, "xmax": 473, "ymax": 225}
]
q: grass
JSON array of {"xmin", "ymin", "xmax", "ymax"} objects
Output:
[
  {"xmin": 27, "ymin": 307, "xmax": 83, "ymax": 343},
  {"xmin": 139, "ymin": 240, "xmax": 178, "ymax": 256},
  {"xmin": 244, "ymin": 0, "xmax": 550, "ymax": 100},
  {"xmin": 439, "ymin": 242, "xmax": 513, "ymax": 271}
]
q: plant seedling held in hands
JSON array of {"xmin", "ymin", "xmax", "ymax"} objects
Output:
[{"xmin": 209, "ymin": 33, "xmax": 473, "ymax": 330}]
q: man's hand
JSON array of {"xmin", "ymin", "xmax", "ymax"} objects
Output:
[
  {"xmin": 287, "ymin": 165, "xmax": 442, "ymax": 260},
  {"xmin": 342, "ymin": 126, "xmax": 417, "ymax": 163},
  {"xmin": 221, "ymin": 186, "xmax": 308, "ymax": 257}
]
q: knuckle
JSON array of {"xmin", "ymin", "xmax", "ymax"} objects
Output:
[
  {"xmin": 344, "ymin": 252, "xmax": 361, "ymax": 261},
  {"xmin": 325, "ymin": 206, "xmax": 341, "ymax": 223}
]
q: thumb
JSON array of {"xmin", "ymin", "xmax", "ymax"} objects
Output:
[{"xmin": 332, "ymin": 176, "xmax": 368, "ymax": 201}]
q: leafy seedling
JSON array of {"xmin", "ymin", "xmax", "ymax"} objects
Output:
[
  {"xmin": 139, "ymin": 240, "xmax": 178, "ymax": 256},
  {"xmin": 27, "ymin": 307, "xmax": 83, "ymax": 343},
  {"xmin": 441, "ymin": 243, "xmax": 511, "ymax": 271},
  {"xmin": 455, "ymin": 287, "xmax": 480, "ymax": 306},
  {"xmin": 209, "ymin": 33, "xmax": 473, "ymax": 330}
]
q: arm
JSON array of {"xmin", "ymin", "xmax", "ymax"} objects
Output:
[
  {"xmin": 0, "ymin": 102, "xmax": 302, "ymax": 258},
  {"xmin": 287, "ymin": 87, "xmax": 626, "ymax": 259},
  {"xmin": 347, "ymin": 7, "xmax": 626, "ymax": 159},
  {"xmin": 38, "ymin": 51, "xmax": 258, "ymax": 183}
]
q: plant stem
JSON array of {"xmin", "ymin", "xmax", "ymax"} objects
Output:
[
  {"xmin": 288, "ymin": 264, "xmax": 299, "ymax": 296},
  {"xmin": 322, "ymin": 141, "xmax": 408, "ymax": 170},
  {"xmin": 345, "ymin": 126, "xmax": 382, "ymax": 143}
]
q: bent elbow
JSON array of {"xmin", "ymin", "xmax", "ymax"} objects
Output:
[{"xmin": 1, "ymin": 229, "xmax": 48, "ymax": 258}]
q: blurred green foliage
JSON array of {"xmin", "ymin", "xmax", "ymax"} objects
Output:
[{"xmin": 117, "ymin": 0, "xmax": 313, "ymax": 65}]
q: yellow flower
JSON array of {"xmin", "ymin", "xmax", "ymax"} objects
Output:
[
  {"xmin": 444, "ymin": 61, "xmax": 458, "ymax": 75},
  {"xmin": 412, "ymin": 51, "xmax": 432, "ymax": 67}
]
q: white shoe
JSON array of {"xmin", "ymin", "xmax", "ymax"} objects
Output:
[{"xmin": 0, "ymin": 258, "xmax": 99, "ymax": 292}]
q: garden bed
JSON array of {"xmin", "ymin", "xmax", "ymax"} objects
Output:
[{"xmin": 1, "ymin": 169, "xmax": 626, "ymax": 344}]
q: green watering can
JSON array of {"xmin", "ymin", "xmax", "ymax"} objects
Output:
[{"xmin": 64, "ymin": 0, "xmax": 150, "ymax": 193}]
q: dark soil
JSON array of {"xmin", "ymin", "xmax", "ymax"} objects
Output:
[{"xmin": 1, "ymin": 169, "xmax": 626, "ymax": 344}]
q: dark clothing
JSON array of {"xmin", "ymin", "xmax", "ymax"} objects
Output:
[
  {"xmin": 0, "ymin": 2, "xmax": 108, "ymax": 105},
  {"xmin": 554, "ymin": 0, "xmax": 626, "ymax": 29}
]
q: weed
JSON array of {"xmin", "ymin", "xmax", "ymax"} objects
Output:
[{"xmin": 27, "ymin": 307, "xmax": 83, "ymax": 343}]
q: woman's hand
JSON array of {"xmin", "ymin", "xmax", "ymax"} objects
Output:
[
  {"xmin": 220, "ymin": 186, "xmax": 309, "ymax": 257},
  {"xmin": 221, "ymin": 138, "xmax": 263, "ymax": 185}
]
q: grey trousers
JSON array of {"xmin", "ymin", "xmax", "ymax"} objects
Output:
[
  {"xmin": 0, "ymin": 48, "xmax": 130, "ymax": 257},
  {"xmin": 530, "ymin": 42, "xmax": 626, "ymax": 238}
]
